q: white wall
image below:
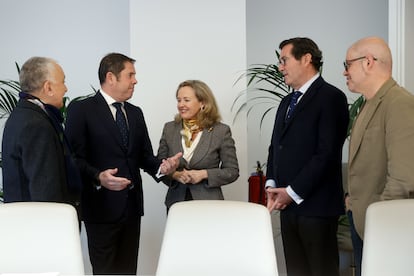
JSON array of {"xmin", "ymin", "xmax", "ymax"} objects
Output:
[
  {"xmin": 0, "ymin": 0, "xmax": 130, "ymax": 150},
  {"xmin": 0, "ymin": 0, "xmax": 130, "ymax": 98},
  {"xmin": 405, "ymin": 0, "xmax": 414, "ymax": 92},
  {"xmin": 129, "ymin": 1, "xmax": 247, "ymax": 273}
]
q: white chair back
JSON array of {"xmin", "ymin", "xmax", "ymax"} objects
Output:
[
  {"xmin": 0, "ymin": 202, "xmax": 84, "ymax": 275},
  {"xmin": 156, "ymin": 200, "xmax": 278, "ymax": 276},
  {"xmin": 362, "ymin": 199, "xmax": 414, "ymax": 276}
]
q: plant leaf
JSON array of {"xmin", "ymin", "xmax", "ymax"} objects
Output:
[
  {"xmin": 347, "ymin": 95, "xmax": 365, "ymax": 136},
  {"xmin": 232, "ymin": 49, "xmax": 291, "ymax": 130}
]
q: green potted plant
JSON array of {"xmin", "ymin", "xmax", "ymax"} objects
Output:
[
  {"xmin": 347, "ymin": 95, "xmax": 365, "ymax": 136},
  {"xmin": 0, "ymin": 64, "xmax": 20, "ymax": 202},
  {"xmin": 0, "ymin": 63, "xmax": 20, "ymax": 119}
]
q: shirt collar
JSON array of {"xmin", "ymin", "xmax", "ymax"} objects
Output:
[
  {"xmin": 100, "ymin": 88, "xmax": 122, "ymax": 106},
  {"xmin": 297, "ymin": 73, "xmax": 320, "ymax": 94}
]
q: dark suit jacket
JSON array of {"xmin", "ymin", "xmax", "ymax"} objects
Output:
[
  {"xmin": 158, "ymin": 121, "xmax": 239, "ymax": 209},
  {"xmin": 266, "ymin": 76, "xmax": 349, "ymax": 217},
  {"xmin": 65, "ymin": 91, "xmax": 161, "ymax": 223},
  {"xmin": 2, "ymin": 100, "xmax": 76, "ymax": 203}
]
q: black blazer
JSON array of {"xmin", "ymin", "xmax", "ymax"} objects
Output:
[
  {"xmin": 2, "ymin": 100, "xmax": 74, "ymax": 203},
  {"xmin": 266, "ymin": 77, "xmax": 349, "ymax": 216},
  {"xmin": 65, "ymin": 92, "xmax": 161, "ymax": 223}
]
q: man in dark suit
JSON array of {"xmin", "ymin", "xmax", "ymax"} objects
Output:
[
  {"xmin": 265, "ymin": 37, "xmax": 349, "ymax": 276},
  {"xmin": 2, "ymin": 56, "xmax": 80, "ymax": 207},
  {"xmin": 65, "ymin": 53, "xmax": 181, "ymax": 275}
]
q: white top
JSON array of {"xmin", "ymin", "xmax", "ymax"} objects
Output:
[{"xmin": 182, "ymin": 131, "xmax": 203, "ymax": 162}]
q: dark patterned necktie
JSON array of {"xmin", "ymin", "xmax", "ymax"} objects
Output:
[
  {"xmin": 112, "ymin": 102, "xmax": 129, "ymax": 149},
  {"xmin": 286, "ymin": 91, "xmax": 302, "ymax": 121}
]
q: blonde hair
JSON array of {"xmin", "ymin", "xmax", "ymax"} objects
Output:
[{"xmin": 174, "ymin": 80, "xmax": 221, "ymax": 128}]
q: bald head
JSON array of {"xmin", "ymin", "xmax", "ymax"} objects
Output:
[
  {"xmin": 344, "ymin": 36, "xmax": 395, "ymax": 99},
  {"xmin": 349, "ymin": 36, "xmax": 392, "ymax": 74}
]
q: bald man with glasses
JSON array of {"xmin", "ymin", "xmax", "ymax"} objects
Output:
[{"xmin": 344, "ymin": 36, "xmax": 414, "ymax": 276}]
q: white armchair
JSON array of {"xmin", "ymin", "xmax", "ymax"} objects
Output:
[
  {"xmin": 362, "ymin": 199, "xmax": 414, "ymax": 276},
  {"xmin": 156, "ymin": 200, "xmax": 278, "ymax": 276},
  {"xmin": 0, "ymin": 202, "xmax": 84, "ymax": 275}
]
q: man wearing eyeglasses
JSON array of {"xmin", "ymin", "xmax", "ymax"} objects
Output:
[
  {"xmin": 266, "ymin": 37, "xmax": 349, "ymax": 276},
  {"xmin": 344, "ymin": 36, "xmax": 414, "ymax": 276}
]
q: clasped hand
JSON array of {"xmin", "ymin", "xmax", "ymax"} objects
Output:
[
  {"xmin": 266, "ymin": 187, "xmax": 293, "ymax": 212},
  {"xmin": 173, "ymin": 169, "xmax": 207, "ymax": 184}
]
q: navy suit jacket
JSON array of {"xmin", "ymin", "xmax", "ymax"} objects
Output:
[
  {"xmin": 266, "ymin": 76, "xmax": 349, "ymax": 216},
  {"xmin": 65, "ymin": 92, "xmax": 161, "ymax": 223}
]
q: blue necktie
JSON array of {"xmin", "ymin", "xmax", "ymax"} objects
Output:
[
  {"xmin": 113, "ymin": 102, "xmax": 129, "ymax": 149},
  {"xmin": 286, "ymin": 91, "xmax": 302, "ymax": 120}
]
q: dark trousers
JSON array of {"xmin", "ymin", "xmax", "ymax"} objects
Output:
[
  {"xmin": 85, "ymin": 217, "xmax": 141, "ymax": 275},
  {"xmin": 280, "ymin": 211, "xmax": 340, "ymax": 276},
  {"xmin": 347, "ymin": 211, "xmax": 363, "ymax": 276}
]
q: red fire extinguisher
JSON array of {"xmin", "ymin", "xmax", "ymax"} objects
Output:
[{"xmin": 248, "ymin": 161, "xmax": 266, "ymax": 206}]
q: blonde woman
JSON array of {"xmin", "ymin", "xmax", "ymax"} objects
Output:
[{"xmin": 158, "ymin": 80, "xmax": 239, "ymax": 210}]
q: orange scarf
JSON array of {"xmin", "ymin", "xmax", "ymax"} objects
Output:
[{"xmin": 181, "ymin": 119, "xmax": 201, "ymax": 147}]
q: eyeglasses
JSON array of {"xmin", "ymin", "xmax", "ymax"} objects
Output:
[
  {"xmin": 343, "ymin": 56, "xmax": 377, "ymax": 71},
  {"xmin": 277, "ymin": 56, "xmax": 290, "ymax": 67}
]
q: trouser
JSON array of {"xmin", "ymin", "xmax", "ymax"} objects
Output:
[
  {"xmin": 281, "ymin": 211, "xmax": 340, "ymax": 276},
  {"xmin": 85, "ymin": 217, "xmax": 141, "ymax": 275},
  {"xmin": 347, "ymin": 210, "xmax": 363, "ymax": 276}
]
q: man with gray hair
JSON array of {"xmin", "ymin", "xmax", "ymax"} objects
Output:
[{"xmin": 2, "ymin": 56, "xmax": 80, "ymax": 206}]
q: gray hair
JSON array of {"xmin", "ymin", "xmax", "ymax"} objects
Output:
[{"xmin": 19, "ymin": 57, "xmax": 57, "ymax": 93}]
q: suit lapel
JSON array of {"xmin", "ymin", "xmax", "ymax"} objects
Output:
[
  {"xmin": 169, "ymin": 122, "xmax": 188, "ymax": 168},
  {"xmin": 172, "ymin": 122, "xmax": 184, "ymax": 154},
  {"xmin": 123, "ymin": 102, "xmax": 137, "ymax": 152},
  {"xmin": 348, "ymin": 100, "xmax": 376, "ymax": 164},
  {"xmin": 275, "ymin": 98, "xmax": 289, "ymax": 136},
  {"xmin": 349, "ymin": 79, "xmax": 395, "ymax": 164},
  {"xmin": 281, "ymin": 77, "xmax": 323, "ymax": 136},
  {"xmin": 188, "ymin": 127, "xmax": 213, "ymax": 167},
  {"xmin": 293, "ymin": 76, "xmax": 323, "ymax": 116},
  {"xmin": 95, "ymin": 92, "xmax": 125, "ymax": 150}
]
